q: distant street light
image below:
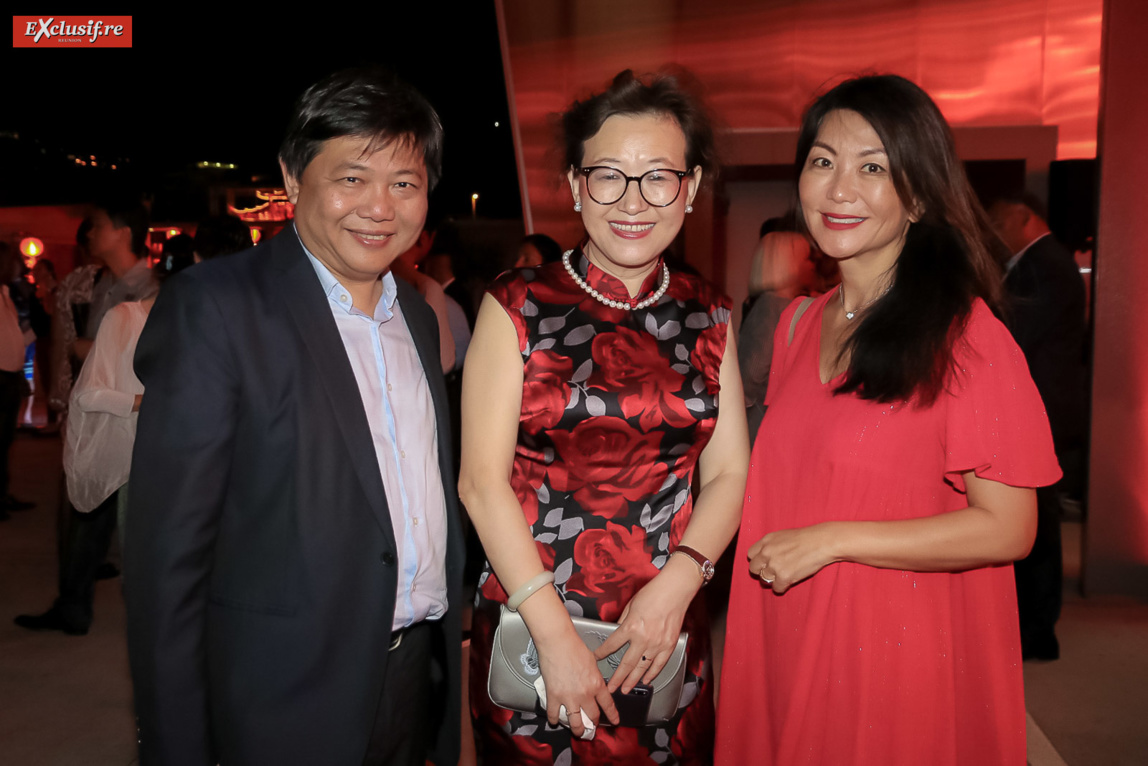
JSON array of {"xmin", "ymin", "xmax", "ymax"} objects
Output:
[{"xmin": 471, "ymin": 193, "xmax": 479, "ymax": 220}]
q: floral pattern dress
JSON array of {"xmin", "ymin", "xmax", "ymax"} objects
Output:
[{"xmin": 470, "ymin": 249, "xmax": 732, "ymax": 765}]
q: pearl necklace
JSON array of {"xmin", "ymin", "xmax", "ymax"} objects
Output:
[
  {"xmin": 839, "ymin": 282, "xmax": 891, "ymax": 320},
  {"xmin": 562, "ymin": 250, "xmax": 670, "ymax": 310}
]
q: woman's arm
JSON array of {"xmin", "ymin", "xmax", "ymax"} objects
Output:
[
  {"xmin": 597, "ymin": 323, "xmax": 751, "ymax": 692},
  {"xmin": 458, "ymin": 294, "xmax": 618, "ymax": 735},
  {"xmin": 749, "ymin": 474, "xmax": 1037, "ymax": 594}
]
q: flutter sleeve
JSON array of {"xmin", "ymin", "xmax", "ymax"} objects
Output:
[{"xmin": 943, "ymin": 299, "xmax": 1063, "ymax": 492}]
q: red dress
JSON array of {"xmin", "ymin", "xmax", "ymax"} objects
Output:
[
  {"xmin": 470, "ymin": 251, "xmax": 731, "ymax": 765},
  {"xmin": 716, "ymin": 292, "xmax": 1061, "ymax": 766}
]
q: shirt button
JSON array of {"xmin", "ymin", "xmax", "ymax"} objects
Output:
[
  {"xmin": 340, "ymin": 294, "xmax": 348, "ymax": 302},
  {"xmin": 413, "ymin": 518, "xmax": 420, "ymax": 526},
  {"xmin": 400, "ymin": 450, "xmax": 406, "ymax": 459},
  {"xmin": 380, "ymin": 552, "xmax": 395, "ymax": 566},
  {"xmin": 386, "ymin": 383, "xmax": 392, "ymax": 391}
]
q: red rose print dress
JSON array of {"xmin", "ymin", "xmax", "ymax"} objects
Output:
[{"xmin": 470, "ymin": 249, "xmax": 731, "ymax": 765}]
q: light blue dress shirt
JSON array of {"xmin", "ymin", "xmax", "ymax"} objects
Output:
[{"xmin": 300, "ymin": 233, "xmax": 448, "ymax": 630}]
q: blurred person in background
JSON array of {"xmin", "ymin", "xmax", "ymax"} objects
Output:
[
  {"xmin": 31, "ymin": 258, "xmax": 58, "ymax": 429},
  {"xmin": 514, "ymin": 232, "xmax": 563, "ymax": 268},
  {"xmin": 988, "ymin": 193, "xmax": 1087, "ymax": 661},
  {"xmin": 392, "ymin": 229, "xmax": 457, "ymax": 372},
  {"xmin": 15, "ymin": 195, "xmax": 157, "ymax": 635},
  {"xmin": 192, "ymin": 215, "xmax": 253, "ymax": 262},
  {"xmin": 0, "ymin": 243, "xmax": 33, "ymax": 521},
  {"xmin": 63, "ymin": 235, "xmax": 194, "ymax": 548},
  {"xmin": 738, "ymin": 213, "xmax": 819, "ymax": 443}
]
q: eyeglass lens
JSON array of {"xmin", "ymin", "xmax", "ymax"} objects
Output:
[{"xmin": 584, "ymin": 168, "xmax": 684, "ymax": 207}]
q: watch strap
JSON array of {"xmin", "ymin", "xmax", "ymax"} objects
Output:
[{"xmin": 672, "ymin": 545, "xmax": 715, "ymax": 585}]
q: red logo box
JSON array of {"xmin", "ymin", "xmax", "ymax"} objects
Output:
[{"xmin": 12, "ymin": 16, "xmax": 132, "ymax": 48}]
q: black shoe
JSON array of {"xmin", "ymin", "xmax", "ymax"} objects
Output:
[
  {"xmin": 13, "ymin": 607, "xmax": 88, "ymax": 636},
  {"xmin": 1022, "ymin": 631, "xmax": 1060, "ymax": 661},
  {"xmin": 3, "ymin": 495, "xmax": 35, "ymax": 511},
  {"xmin": 94, "ymin": 562, "xmax": 120, "ymax": 580}
]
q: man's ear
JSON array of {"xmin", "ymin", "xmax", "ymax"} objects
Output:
[{"xmin": 280, "ymin": 159, "xmax": 301, "ymax": 205}]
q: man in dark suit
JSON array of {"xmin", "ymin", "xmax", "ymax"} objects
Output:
[
  {"xmin": 989, "ymin": 193, "xmax": 1087, "ymax": 661},
  {"xmin": 125, "ymin": 67, "xmax": 463, "ymax": 765}
]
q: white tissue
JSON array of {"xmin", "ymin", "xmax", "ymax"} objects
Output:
[{"xmin": 532, "ymin": 676, "xmax": 596, "ymax": 740}]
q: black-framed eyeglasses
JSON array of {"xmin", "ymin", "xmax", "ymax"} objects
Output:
[{"xmin": 578, "ymin": 166, "xmax": 691, "ymax": 207}]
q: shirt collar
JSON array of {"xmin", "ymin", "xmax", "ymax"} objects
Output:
[
  {"xmin": 295, "ymin": 225, "xmax": 397, "ymax": 321},
  {"xmin": 1006, "ymin": 232, "xmax": 1051, "ymax": 273}
]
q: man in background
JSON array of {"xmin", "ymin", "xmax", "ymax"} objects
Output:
[
  {"xmin": 14, "ymin": 196, "xmax": 157, "ymax": 635},
  {"xmin": 989, "ymin": 193, "xmax": 1088, "ymax": 661}
]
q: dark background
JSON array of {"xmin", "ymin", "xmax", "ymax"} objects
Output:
[{"xmin": 0, "ymin": 5, "xmax": 524, "ymax": 225}]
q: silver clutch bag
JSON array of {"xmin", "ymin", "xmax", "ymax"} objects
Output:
[{"xmin": 488, "ymin": 604, "xmax": 689, "ymax": 725}]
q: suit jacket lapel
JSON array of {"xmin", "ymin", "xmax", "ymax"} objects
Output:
[
  {"xmin": 270, "ymin": 234, "xmax": 396, "ymax": 543},
  {"xmin": 393, "ymin": 277, "xmax": 455, "ymax": 495}
]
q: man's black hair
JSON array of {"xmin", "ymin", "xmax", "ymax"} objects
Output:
[
  {"xmin": 279, "ymin": 66, "xmax": 444, "ymax": 190},
  {"xmin": 92, "ymin": 195, "xmax": 150, "ymax": 256}
]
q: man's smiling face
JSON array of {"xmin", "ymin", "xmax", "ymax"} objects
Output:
[{"xmin": 282, "ymin": 134, "xmax": 429, "ymax": 290}]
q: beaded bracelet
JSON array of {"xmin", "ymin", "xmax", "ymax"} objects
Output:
[{"xmin": 506, "ymin": 571, "xmax": 556, "ymax": 611}]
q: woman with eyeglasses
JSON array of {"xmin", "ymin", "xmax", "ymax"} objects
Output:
[
  {"xmin": 460, "ymin": 70, "xmax": 749, "ymax": 763},
  {"xmin": 716, "ymin": 75, "xmax": 1061, "ymax": 765}
]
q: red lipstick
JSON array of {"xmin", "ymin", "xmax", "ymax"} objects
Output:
[{"xmin": 820, "ymin": 213, "xmax": 865, "ymax": 231}]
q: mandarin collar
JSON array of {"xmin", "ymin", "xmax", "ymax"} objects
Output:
[{"xmin": 574, "ymin": 247, "xmax": 665, "ymax": 303}]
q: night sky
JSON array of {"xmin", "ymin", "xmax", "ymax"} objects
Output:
[{"xmin": 0, "ymin": 6, "xmax": 522, "ymax": 224}]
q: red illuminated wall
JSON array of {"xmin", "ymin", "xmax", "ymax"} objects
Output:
[
  {"xmin": 497, "ymin": 0, "xmax": 1102, "ymax": 248},
  {"xmin": 1085, "ymin": 0, "xmax": 1148, "ymax": 598}
]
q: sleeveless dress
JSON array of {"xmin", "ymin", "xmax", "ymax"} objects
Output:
[
  {"xmin": 470, "ymin": 250, "xmax": 732, "ymax": 765},
  {"xmin": 715, "ymin": 291, "xmax": 1061, "ymax": 765}
]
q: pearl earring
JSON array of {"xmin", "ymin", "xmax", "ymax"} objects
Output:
[
  {"xmin": 685, "ymin": 205, "xmax": 693, "ymax": 214},
  {"xmin": 574, "ymin": 202, "xmax": 582, "ymax": 212}
]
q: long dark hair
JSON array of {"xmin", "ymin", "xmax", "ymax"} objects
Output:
[{"xmin": 796, "ymin": 75, "xmax": 1002, "ymax": 405}]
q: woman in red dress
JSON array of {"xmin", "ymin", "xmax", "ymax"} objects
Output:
[
  {"xmin": 716, "ymin": 75, "xmax": 1061, "ymax": 765},
  {"xmin": 461, "ymin": 71, "xmax": 749, "ymax": 764}
]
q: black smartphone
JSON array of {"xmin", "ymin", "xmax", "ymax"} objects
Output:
[{"xmin": 610, "ymin": 682, "xmax": 653, "ymax": 727}]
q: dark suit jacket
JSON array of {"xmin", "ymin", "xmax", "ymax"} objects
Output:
[
  {"xmin": 1003, "ymin": 233, "xmax": 1087, "ymax": 450},
  {"xmin": 124, "ymin": 230, "xmax": 464, "ymax": 765}
]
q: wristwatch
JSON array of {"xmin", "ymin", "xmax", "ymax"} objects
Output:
[{"xmin": 672, "ymin": 545, "xmax": 715, "ymax": 585}]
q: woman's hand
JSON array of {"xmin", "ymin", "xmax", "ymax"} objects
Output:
[
  {"xmin": 533, "ymin": 626, "xmax": 619, "ymax": 735},
  {"xmin": 459, "ymin": 294, "xmax": 620, "ymax": 736},
  {"xmin": 748, "ymin": 523, "xmax": 839, "ymax": 594},
  {"xmin": 593, "ymin": 557, "xmax": 699, "ymax": 694}
]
